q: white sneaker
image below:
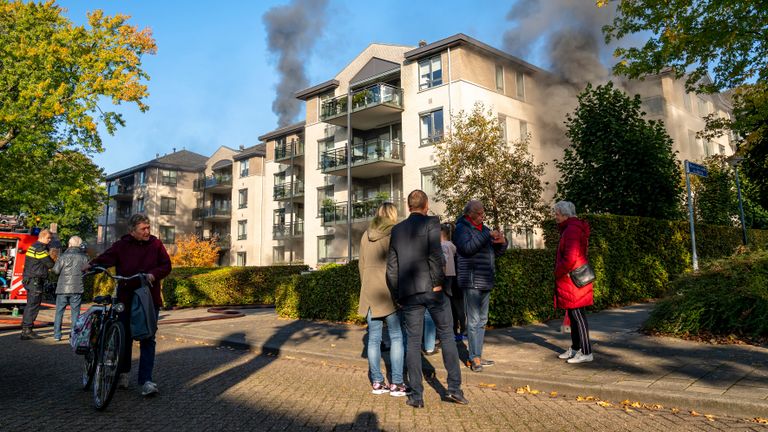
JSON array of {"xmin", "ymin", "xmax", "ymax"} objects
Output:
[
  {"xmin": 141, "ymin": 381, "xmax": 159, "ymax": 396},
  {"xmin": 567, "ymin": 351, "xmax": 594, "ymax": 364},
  {"xmin": 118, "ymin": 374, "xmax": 130, "ymax": 389},
  {"xmin": 558, "ymin": 347, "xmax": 577, "ymax": 359}
]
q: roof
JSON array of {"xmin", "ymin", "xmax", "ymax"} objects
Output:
[
  {"xmin": 404, "ymin": 33, "xmax": 544, "ymax": 75},
  {"xmin": 350, "ymin": 57, "xmax": 401, "ymax": 87},
  {"xmin": 106, "ymin": 149, "xmax": 208, "ymax": 181},
  {"xmin": 295, "ymin": 80, "xmax": 339, "ymax": 101},
  {"xmin": 257, "ymin": 121, "xmax": 306, "ymax": 142},
  {"xmin": 233, "ymin": 143, "xmax": 267, "ymax": 161}
]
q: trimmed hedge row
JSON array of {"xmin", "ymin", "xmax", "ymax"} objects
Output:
[
  {"xmin": 644, "ymin": 251, "xmax": 768, "ymax": 338},
  {"xmin": 274, "ymin": 214, "xmax": 767, "ymax": 326}
]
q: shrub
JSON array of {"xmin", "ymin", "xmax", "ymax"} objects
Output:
[{"xmin": 644, "ymin": 251, "xmax": 768, "ymax": 339}]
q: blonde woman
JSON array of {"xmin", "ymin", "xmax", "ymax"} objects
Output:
[{"xmin": 358, "ymin": 202, "xmax": 407, "ymax": 397}]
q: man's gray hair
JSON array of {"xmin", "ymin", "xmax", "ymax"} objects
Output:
[
  {"xmin": 463, "ymin": 200, "xmax": 483, "ymax": 216},
  {"xmin": 68, "ymin": 236, "xmax": 82, "ymax": 247},
  {"xmin": 554, "ymin": 201, "xmax": 577, "ymax": 217},
  {"xmin": 129, "ymin": 214, "xmax": 150, "ymax": 230}
]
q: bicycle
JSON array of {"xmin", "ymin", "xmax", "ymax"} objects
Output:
[{"xmin": 80, "ymin": 266, "xmax": 147, "ymax": 410}]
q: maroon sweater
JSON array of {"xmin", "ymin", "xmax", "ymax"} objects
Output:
[{"xmin": 91, "ymin": 234, "xmax": 172, "ymax": 307}]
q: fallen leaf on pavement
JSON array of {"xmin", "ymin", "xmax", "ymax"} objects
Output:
[
  {"xmin": 671, "ymin": 408, "xmax": 680, "ymax": 414},
  {"xmin": 750, "ymin": 417, "xmax": 768, "ymax": 424},
  {"xmin": 704, "ymin": 415, "xmax": 716, "ymax": 422},
  {"xmin": 549, "ymin": 391, "xmax": 558, "ymax": 398},
  {"xmin": 647, "ymin": 404, "xmax": 663, "ymax": 410},
  {"xmin": 690, "ymin": 410, "xmax": 701, "ymax": 417},
  {"xmin": 576, "ymin": 395, "xmax": 597, "ymax": 402},
  {"xmin": 596, "ymin": 401, "xmax": 613, "ymax": 408},
  {"xmin": 478, "ymin": 383, "xmax": 496, "ymax": 388}
]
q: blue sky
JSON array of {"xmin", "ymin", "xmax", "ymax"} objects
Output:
[{"xmin": 55, "ymin": 1, "xmax": 593, "ymax": 174}]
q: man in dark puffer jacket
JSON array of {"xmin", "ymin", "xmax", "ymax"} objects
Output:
[{"xmin": 453, "ymin": 200, "xmax": 507, "ymax": 372}]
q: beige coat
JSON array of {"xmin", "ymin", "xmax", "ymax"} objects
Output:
[{"xmin": 357, "ymin": 225, "xmax": 396, "ymax": 318}]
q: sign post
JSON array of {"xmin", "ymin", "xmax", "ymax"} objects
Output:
[{"xmin": 684, "ymin": 160, "xmax": 708, "ymax": 271}]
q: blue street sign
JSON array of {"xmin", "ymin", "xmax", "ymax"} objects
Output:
[{"xmin": 685, "ymin": 161, "xmax": 708, "ymax": 177}]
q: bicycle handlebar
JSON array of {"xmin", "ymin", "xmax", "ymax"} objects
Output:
[{"xmin": 83, "ymin": 266, "xmax": 148, "ymax": 282}]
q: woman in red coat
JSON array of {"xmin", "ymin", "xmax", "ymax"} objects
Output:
[{"xmin": 553, "ymin": 201, "xmax": 594, "ymax": 364}]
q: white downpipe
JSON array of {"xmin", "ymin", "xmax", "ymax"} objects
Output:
[{"xmin": 447, "ymin": 47, "xmax": 453, "ymax": 133}]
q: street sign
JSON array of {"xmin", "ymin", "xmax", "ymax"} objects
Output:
[{"xmin": 685, "ymin": 161, "xmax": 708, "ymax": 177}]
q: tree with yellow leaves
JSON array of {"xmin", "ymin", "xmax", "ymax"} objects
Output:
[{"xmin": 170, "ymin": 235, "xmax": 220, "ymax": 268}]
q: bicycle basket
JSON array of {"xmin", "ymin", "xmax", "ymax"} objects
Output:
[{"xmin": 70, "ymin": 306, "xmax": 102, "ymax": 355}]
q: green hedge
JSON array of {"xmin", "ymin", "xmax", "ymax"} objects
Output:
[
  {"xmin": 274, "ymin": 214, "xmax": 767, "ymax": 326},
  {"xmin": 644, "ymin": 251, "xmax": 768, "ymax": 338}
]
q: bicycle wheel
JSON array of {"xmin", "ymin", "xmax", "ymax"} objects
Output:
[
  {"xmin": 81, "ymin": 346, "xmax": 97, "ymax": 390},
  {"xmin": 93, "ymin": 321, "xmax": 124, "ymax": 410}
]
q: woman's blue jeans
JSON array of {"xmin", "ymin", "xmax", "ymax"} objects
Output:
[
  {"xmin": 53, "ymin": 294, "xmax": 82, "ymax": 340},
  {"xmin": 366, "ymin": 309, "xmax": 404, "ymax": 385}
]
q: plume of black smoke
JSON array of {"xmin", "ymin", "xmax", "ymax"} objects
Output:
[{"xmin": 263, "ymin": 0, "xmax": 328, "ymax": 127}]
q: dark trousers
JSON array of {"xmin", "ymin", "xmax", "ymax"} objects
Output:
[
  {"xmin": 402, "ymin": 290, "xmax": 463, "ymax": 401},
  {"xmin": 118, "ymin": 298, "xmax": 160, "ymax": 385},
  {"xmin": 567, "ymin": 307, "xmax": 592, "ymax": 355},
  {"xmin": 21, "ymin": 278, "xmax": 44, "ymax": 329},
  {"xmin": 445, "ymin": 276, "xmax": 466, "ymax": 335}
]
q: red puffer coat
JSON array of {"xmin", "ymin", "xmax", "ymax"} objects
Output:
[{"xmin": 554, "ymin": 217, "xmax": 593, "ymax": 309}]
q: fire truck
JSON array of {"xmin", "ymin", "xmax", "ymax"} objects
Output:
[{"xmin": 0, "ymin": 215, "xmax": 39, "ymax": 310}]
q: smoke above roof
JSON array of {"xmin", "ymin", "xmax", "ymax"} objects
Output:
[{"xmin": 263, "ymin": 0, "xmax": 329, "ymax": 127}]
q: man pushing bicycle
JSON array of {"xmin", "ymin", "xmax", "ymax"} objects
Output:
[{"xmin": 86, "ymin": 214, "xmax": 172, "ymax": 397}]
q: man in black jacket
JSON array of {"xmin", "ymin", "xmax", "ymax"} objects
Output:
[
  {"xmin": 386, "ymin": 190, "xmax": 467, "ymax": 408},
  {"xmin": 20, "ymin": 228, "xmax": 60, "ymax": 340}
]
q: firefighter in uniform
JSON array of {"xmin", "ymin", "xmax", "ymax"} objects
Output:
[{"xmin": 20, "ymin": 228, "xmax": 60, "ymax": 340}]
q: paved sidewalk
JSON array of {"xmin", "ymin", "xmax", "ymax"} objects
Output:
[{"xmin": 29, "ymin": 302, "xmax": 768, "ymax": 418}]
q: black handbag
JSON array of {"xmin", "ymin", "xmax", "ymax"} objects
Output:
[{"xmin": 569, "ymin": 263, "xmax": 595, "ymax": 288}]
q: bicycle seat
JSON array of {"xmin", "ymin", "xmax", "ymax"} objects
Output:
[{"xmin": 93, "ymin": 295, "xmax": 113, "ymax": 305}]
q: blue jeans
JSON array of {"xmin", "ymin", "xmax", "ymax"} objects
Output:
[
  {"xmin": 366, "ymin": 309, "xmax": 404, "ymax": 385},
  {"xmin": 423, "ymin": 310, "xmax": 436, "ymax": 352},
  {"xmin": 464, "ymin": 288, "xmax": 490, "ymax": 361},
  {"xmin": 53, "ymin": 294, "xmax": 82, "ymax": 340},
  {"xmin": 119, "ymin": 305, "xmax": 160, "ymax": 385}
]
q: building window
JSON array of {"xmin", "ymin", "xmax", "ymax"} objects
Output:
[
  {"xmin": 525, "ymin": 227, "xmax": 534, "ymax": 249},
  {"xmin": 160, "ymin": 197, "xmax": 176, "ymax": 215},
  {"xmin": 420, "ymin": 108, "xmax": 444, "ymax": 146},
  {"xmin": 238, "ymin": 189, "xmax": 248, "ymax": 209},
  {"xmin": 697, "ymin": 96, "xmax": 708, "ymax": 116},
  {"xmin": 240, "ymin": 159, "xmax": 249, "ymax": 177},
  {"xmin": 519, "ymin": 120, "xmax": 528, "ymax": 142},
  {"xmin": 159, "ymin": 226, "xmax": 175, "ymax": 244},
  {"xmin": 683, "ymin": 90, "xmax": 692, "ymax": 112},
  {"xmin": 318, "ymin": 236, "xmax": 333, "ymax": 262},
  {"xmin": 495, "ymin": 65, "xmax": 504, "ymax": 92},
  {"xmin": 515, "ymin": 71, "xmax": 525, "ymax": 99},
  {"xmin": 273, "ymin": 246, "xmax": 285, "ymax": 264},
  {"xmin": 136, "ymin": 198, "xmax": 145, "ymax": 213},
  {"xmin": 498, "ymin": 115, "xmax": 507, "ymax": 143},
  {"xmin": 160, "ymin": 169, "xmax": 177, "ymax": 186},
  {"xmin": 137, "ymin": 170, "xmax": 147, "ymax": 184},
  {"xmin": 237, "ymin": 220, "xmax": 247, "ymax": 240},
  {"xmin": 317, "ymin": 185, "xmax": 333, "ymax": 215},
  {"xmin": 418, "ymin": 55, "xmax": 443, "ymax": 90},
  {"xmin": 703, "ymin": 140, "xmax": 711, "ymax": 157},
  {"xmin": 719, "ymin": 144, "xmax": 725, "ymax": 155},
  {"xmin": 420, "ymin": 167, "xmax": 438, "ymax": 197},
  {"xmin": 236, "ymin": 252, "xmax": 246, "ymax": 267}
]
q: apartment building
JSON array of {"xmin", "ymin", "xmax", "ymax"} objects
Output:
[{"xmin": 97, "ymin": 150, "xmax": 208, "ymax": 253}]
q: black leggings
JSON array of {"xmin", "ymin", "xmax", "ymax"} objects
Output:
[{"xmin": 567, "ymin": 308, "xmax": 592, "ymax": 355}]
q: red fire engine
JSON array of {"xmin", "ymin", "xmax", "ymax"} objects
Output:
[{"xmin": 0, "ymin": 215, "xmax": 39, "ymax": 310}]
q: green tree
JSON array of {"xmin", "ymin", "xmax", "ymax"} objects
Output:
[
  {"xmin": 691, "ymin": 155, "xmax": 736, "ymax": 226},
  {"xmin": 432, "ymin": 102, "xmax": 547, "ymax": 230},
  {"xmin": 600, "ymin": 0, "xmax": 767, "ymax": 93},
  {"xmin": 556, "ymin": 82, "xmax": 683, "ymax": 219}
]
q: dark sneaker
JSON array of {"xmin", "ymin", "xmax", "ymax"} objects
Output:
[
  {"xmin": 371, "ymin": 381, "xmax": 389, "ymax": 395},
  {"xmin": 445, "ymin": 392, "xmax": 469, "ymax": 405},
  {"xmin": 389, "ymin": 383, "xmax": 410, "ymax": 397},
  {"xmin": 470, "ymin": 359, "xmax": 483, "ymax": 372},
  {"xmin": 406, "ymin": 397, "xmax": 424, "ymax": 408},
  {"xmin": 480, "ymin": 359, "xmax": 495, "ymax": 367}
]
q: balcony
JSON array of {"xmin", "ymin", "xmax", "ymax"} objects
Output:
[
  {"xmin": 319, "ymin": 139, "xmax": 404, "ymax": 178},
  {"xmin": 320, "ymin": 83, "xmax": 404, "ymax": 130},
  {"xmin": 203, "ymin": 235, "xmax": 231, "ymax": 251},
  {"xmin": 274, "ymin": 140, "xmax": 305, "ymax": 164},
  {"xmin": 108, "ymin": 183, "xmax": 134, "ymax": 200},
  {"xmin": 194, "ymin": 174, "xmax": 233, "ymax": 192},
  {"xmin": 320, "ymin": 198, "xmax": 404, "ymax": 226},
  {"xmin": 193, "ymin": 207, "xmax": 232, "ymax": 221},
  {"xmin": 272, "ymin": 221, "xmax": 305, "ymax": 240},
  {"xmin": 273, "ymin": 181, "xmax": 305, "ymax": 201}
]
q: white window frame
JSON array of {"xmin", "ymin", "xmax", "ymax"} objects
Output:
[
  {"xmin": 419, "ymin": 108, "xmax": 444, "ymax": 146},
  {"xmin": 418, "ymin": 55, "xmax": 443, "ymax": 90}
]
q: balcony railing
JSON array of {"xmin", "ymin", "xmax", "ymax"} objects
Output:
[
  {"xmin": 194, "ymin": 174, "xmax": 233, "ymax": 191},
  {"xmin": 320, "ymin": 197, "xmax": 404, "ymax": 226},
  {"xmin": 272, "ymin": 221, "xmax": 305, "ymax": 239},
  {"xmin": 193, "ymin": 207, "xmax": 232, "ymax": 220},
  {"xmin": 320, "ymin": 83, "xmax": 404, "ymax": 121},
  {"xmin": 108, "ymin": 183, "xmax": 134, "ymax": 198},
  {"xmin": 319, "ymin": 139, "xmax": 404, "ymax": 173},
  {"xmin": 273, "ymin": 181, "xmax": 305, "ymax": 200},
  {"xmin": 203, "ymin": 235, "xmax": 231, "ymax": 251},
  {"xmin": 274, "ymin": 140, "xmax": 305, "ymax": 161}
]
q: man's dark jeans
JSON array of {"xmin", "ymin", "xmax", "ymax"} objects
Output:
[
  {"xmin": 21, "ymin": 278, "xmax": 44, "ymax": 329},
  {"xmin": 402, "ymin": 290, "xmax": 463, "ymax": 401},
  {"xmin": 118, "ymin": 303, "xmax": 160, "ymax": 385}
]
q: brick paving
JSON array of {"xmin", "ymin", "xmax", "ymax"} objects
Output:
[{"xmin": 0, "ymin": 331, "xmax": 766, "ymax": 431}]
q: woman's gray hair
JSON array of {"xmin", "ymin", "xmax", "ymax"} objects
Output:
[
  {"xmin": 554, "ymin": 201, "xmax": 577, "ymax": 217},
  {"xmin": 68, "ymin": 236, "xmax": 82, "ymax": 247}
]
